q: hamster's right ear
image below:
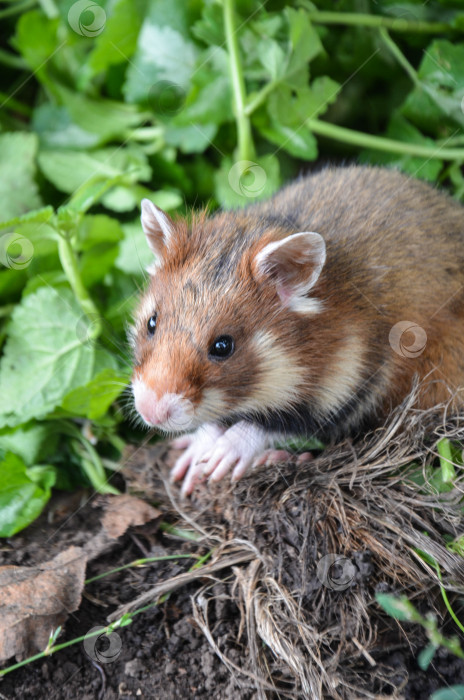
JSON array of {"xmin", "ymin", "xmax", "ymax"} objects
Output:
[{"xmin": 141, "ymin": 199, "xmax": 174, "ymax": 263}]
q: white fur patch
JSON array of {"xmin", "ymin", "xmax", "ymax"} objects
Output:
[
  {"xmin": 195, "ymin": 387, "xmax": 229, "ymax": 424},
  {"xmin": 237, "ymin": 331, "xmax": 305, "ymax": 415},
  {"xmin": 288, "ymin": 296, "xmax": 324, "ymax": 316},
  {"xmin": 315, "ymin": 333, "xmax": 365, "ymax": 415},
  {"xmin": 136, "ymin": 293, "xmax": 157, "ymax": 332}
]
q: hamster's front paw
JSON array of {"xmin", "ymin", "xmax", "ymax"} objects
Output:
[
  {"xmin": 170, "ymin": 423, "xmax": 225, "ymax": 496},
  {"xmin": 200, "ymin": 421, "xmax": 273, "ymax": 484}
]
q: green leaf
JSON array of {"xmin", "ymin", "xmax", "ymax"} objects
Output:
[
  {"xmin": 38, "ymin": 146, "xmax": 151, "ymax": 195},
  {"xmin": 164, "ymin": 123, "xmax": 217, "ymax": 153},
  {"xmin": 0, "ymin": 287, "xmax": 118, "ymax": 428},
  {"xmin": 123, "ymin": 0, "xmax": 198, "ymax": 104},
  {"xmin": 0, "ymin": 452, "xmax": 56, "ymax": 537},
  {"xmin": 285, "ymin": 7, "xmax": 324, "ymax": 73},
  {"xmin": 0, "ymin": 133, "xmax": 42, "ymax": 220},
  {"xmin": 115, "ymin": 220, "xmax": 155, "ymax": 275},
  {"xmin": 268, "ymin": 76, "xmax": 340, "ymax": 129},
  {"xmin": 175, "ymin": 49, "xmax": 232, "ymax": 126},
  {"xmin": 0, "ymin": 206, "xmax": 54, "ymax": 233},
  {"xmin": 55, "ymin": 86, "xmax": 145, "ymax": 144},
  {"xmin": 431, "ymin": 687, "xmax": 464, "ymax": 700},
  {"xmin": 361, "ymin": 113, "xmax": 443, "ymax": 181},
  {"xmin": 192, "ymin": 3, "xmax": 224, "ymax": 46},
  {"xmin": 257, "ymin": 119, "xmax": 318, "ymax": 160},
  {"xmin": 60, "ymin": 368, "xmax": 129, "ymax": 420},
  {"xmin": 402, "ymin": 40, "xmax": 464, "ymax": 132},
  {"xmin": 14, "ymin": 10, "xmax": 59, "ymax": 74},
  {"xmin": 33, "ymin": 104, "xmax": 100, "ymax": 150},
  {"xmin": 375, "ymin": 593, "xmax": 417, "ymax": 621},
  {"xmin": 0, "ymin": 422, "xmax": 59, "ymax": 465},
  {"xmin": 86, "ymin": 0, "xmax": 143, "ymax": 76},
  {"xmin": 214, "ymin": 154, "xmax": 280, "ymax": 209},
  {"xmin": 418, "ymin": 643, "xmax": 438, "ymax": 670},
  {"xmin": 77, "ymin": 215, "xmax": 124, "ymax": 251}
]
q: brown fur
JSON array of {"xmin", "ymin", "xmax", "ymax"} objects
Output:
[{"xmin": 133, "ymin": 166, "xmax": 464, "ymax": 441}]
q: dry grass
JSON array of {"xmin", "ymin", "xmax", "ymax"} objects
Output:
[{"xmin": 116, "ymin": 387, "xmax": 464, "ymax": 699}]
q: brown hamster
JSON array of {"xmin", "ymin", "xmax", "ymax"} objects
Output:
[{"xmin": 131, "ymin": 165, "xmax": 464, "ymax": 495}]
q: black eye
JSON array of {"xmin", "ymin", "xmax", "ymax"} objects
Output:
[
  {"xmin": 147, "ymin": 314, "xmax": 157, "ymax": 336},
  {"xmin": 209, "ymin": 335, "xmax": 235, "ymax": 360}
]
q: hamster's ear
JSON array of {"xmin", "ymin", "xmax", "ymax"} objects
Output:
[
  {"xmin": 254, "ymin": 232, "xmax": 326, "ymax": 313},
  {"xmin": 141, "ymin": 199, "xmax": 174, "ymax": 262}
]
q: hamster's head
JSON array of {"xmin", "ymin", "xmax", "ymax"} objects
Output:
[{"xmin": 130, "ymin": 199, "xmax": 326, "ymax": 434}]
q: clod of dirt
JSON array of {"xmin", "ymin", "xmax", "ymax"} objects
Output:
[{"xmin": 0, "ymin": 545, "xmax": 87, "ymax": 661}]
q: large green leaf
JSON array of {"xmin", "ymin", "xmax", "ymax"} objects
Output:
[
  {"xmin": 60, "ymin": 368, "xmax": 129, "ymax": 420},
  {"xmin": 0, "ymin": 133, "xmax": 42, "ymax": 221},
  {"xmin": 0, "ymin": 287, "xmax": 118, "ymax": 427},
  {"xmin": 123, "ymin": 0, "xmax": 198, "ymax": 104},
  {"xmin": 0, "ymin": 452, "xmax": 56, "ymax": 537},
  {"xmin": 0, "ymin": 422, "xmax": 58, "ymax": 465},
  {"xmin": 38, "ymin": 146, "xmax": 151, "ymax": 194},
  {"xmin": 86, "ymin": 0, "xmax": 143, "ymax": 76}
]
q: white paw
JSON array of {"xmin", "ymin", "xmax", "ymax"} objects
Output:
[
  {"xmin": 252, "ymin": 448, "xmax": 294, "ymax": 468},
  {"xmin": 170, "ymin": 423, "xmax": 226, "ymax": 496},
  {"xmin": 201, "ymin": 421, "xmax": 272, "ymax": 484}
]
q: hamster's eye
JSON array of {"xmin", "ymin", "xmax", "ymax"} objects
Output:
[
  {"xmin": 147, "ymin": 314, "xmax": 157, "ymax": 336},
  {"xmin": 209, "ymin": 335, "xmax": 235, "ymax": 360}
]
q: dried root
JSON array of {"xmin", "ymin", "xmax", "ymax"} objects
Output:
[{"xmin": 120, "ymin": 387, "xmax": 464, "ymax": 699}]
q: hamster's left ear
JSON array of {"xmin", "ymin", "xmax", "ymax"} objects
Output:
[
  {"xmin": 141, "ymin": 199, "xmax": 174, "ymax": 263},
  {"xmin": 253, "ymin": 232, "xmax": 326, "ymax": 313}
]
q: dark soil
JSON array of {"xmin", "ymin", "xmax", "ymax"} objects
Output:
[{"xmin": 1, "ymin": 437, "xmax": 464, "ymax": 700}]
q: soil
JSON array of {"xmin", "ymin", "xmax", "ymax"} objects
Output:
[{"xmin": 1, "ymin": 439, "xmax": 464, "ymax": 700}]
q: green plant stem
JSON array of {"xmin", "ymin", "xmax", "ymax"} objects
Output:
[
  {"xmin": 434, "ymin": 563, "xmax": 464, "ymax": 635},
  {"xmin": 437, "ymin": 438, "xmax": 456, "ymax": 483},
  {"xmin": 379, "ymin": 28, "xmax": 420, "ymax": 85},
  {"xmin": 223, "ymin": 0, "xmax": 255, "ymax": 161},
  {"xmin": 0, "ymin": 49, "xmax": 28, "ymax": 70},
  {"xmin": 127, "ymin": 126, "xmax": 164, "ymax": 142},
  {"xmin": 0, "ymin": 0, "xmax": 36, "ymax": 18},
  {"xmin": 307, "ymin": 10, "xmax": 451, "ymax": 34},
  {"xmin": 85, "ymin": 554, "xmax": 197, "ymax": 584},
  {"xmin": 57, "ymin": 235, "xmax": 102, "ymax": 336},
  {"xmin": 307, "ymin": 118, "xmax": 464, "ymax": 161},
  {"xmin": 159, "ymin": 521, "xmax": 202, "ymax": 541}
]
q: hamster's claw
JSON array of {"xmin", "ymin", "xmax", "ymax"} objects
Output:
[
  {"xmin": 170, "ymin": 423, "xmax": 226, "ymax": 496},
  {"xmin": 200, "ymin": 421, "xmax": 272, "ymax": 484}
]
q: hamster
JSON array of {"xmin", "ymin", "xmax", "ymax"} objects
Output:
[{"xmin": 131, "ymin": 165, "xmax": 464, "ymax": 495}]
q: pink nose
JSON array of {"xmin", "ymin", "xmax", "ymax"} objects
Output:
[{"xmin": 134, "ymin": 390, "xmax": 171, "ymax": 425}]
